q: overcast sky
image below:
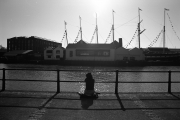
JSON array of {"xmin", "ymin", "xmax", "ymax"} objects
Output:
[{"xmin": 0, "ymin": 0, "xmax": 180, "ymax": 48}]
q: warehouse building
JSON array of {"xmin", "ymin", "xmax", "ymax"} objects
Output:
[{"xmin": 7, "ymin": 36, "xmax": 61, "ymax": 55}]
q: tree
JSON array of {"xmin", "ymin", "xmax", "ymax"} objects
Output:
[{"xmin": 0, "ymin": 45, "xmax": 6, "ymax": 50}]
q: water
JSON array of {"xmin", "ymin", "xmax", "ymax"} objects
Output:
[{"xmin": 0, "ymin": 63, "xmax": 180, "ymax": 92}]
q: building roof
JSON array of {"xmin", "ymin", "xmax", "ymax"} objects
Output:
[
  {"xmin": 66, "ymin": 40, "xmax": 120, "ymax": 49},
  {"xmin": 8, "ymin": 36, "xmax": 61, "ymax": 44},
  {"xmin": 4, "ymin": 50, "xmax": 33, "ymax": 56},
  {"xmin": 45, "ymin": 45, "xmax": 65, "ymax": 50}
]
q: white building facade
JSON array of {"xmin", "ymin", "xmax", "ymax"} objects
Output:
[
  {"xmin": 66, "ymin": 40, "xmax": 120, "ymax": 61},
  {"xmin": 44, "ymin": 45, "xmax": 65, "ymax": 60}
]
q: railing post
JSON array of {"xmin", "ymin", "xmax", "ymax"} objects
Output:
[
  {"xmin": 168, "ymin": 70, "xmax": 171, "ymax": 93},
  {"xmin": 2, "ymin": 68, "xmax": 5, "ymax": 91},
  {"xmin": 115, "ymin": 70, "xmax": 119, "ymax": 94},
  {"xmin": 57, "ymin": 70, "xmax": 60, "ymax": 93}
]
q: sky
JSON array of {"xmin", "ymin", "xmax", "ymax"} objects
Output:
[{"xmin": 0, "ymin": 0, "xmax": 180, "ymax": 48}]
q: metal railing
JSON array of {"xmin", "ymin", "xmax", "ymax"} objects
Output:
[{"xmin": 1, "ymin": 68, "xmax": 180, "ymax": 93}]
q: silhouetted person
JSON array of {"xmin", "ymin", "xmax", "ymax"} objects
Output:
[{"xmin": 84, "ymin": 73, "xmax": 95, "ymax": 96}]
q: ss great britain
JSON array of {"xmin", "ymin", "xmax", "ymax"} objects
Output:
[{"xmin": 42, "ymin": 8, "xmax": 180, "ymax": 66}]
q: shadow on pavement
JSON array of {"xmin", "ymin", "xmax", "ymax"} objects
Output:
[
  {"xmin": 169, "ymin": 93, "xmax": 180, "ymax": 100},
  {"xmin": 116, "ymin": 93, "xmax": 126, "ymax": 111},
  {"xmin": 1, "ymin": 92, "xmax": 180, "ymax": 111},
  {"xmin": 80, "ymin": 98, "xmax": 94, "ymax": 109},
  {"xmin": 38, "ymin": 93, "xmax": 58, "ymax": 110}
]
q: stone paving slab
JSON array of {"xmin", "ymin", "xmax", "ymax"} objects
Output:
[{"xmin": 0, "ymin": 91, "xmax": 180, "ymax": 120}]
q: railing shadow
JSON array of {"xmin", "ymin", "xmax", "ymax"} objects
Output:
[
  {"xmin": 115, "ymin": 93, "xmax": 126, "ymax": 111},
  {"xmin": 1, "ymin": 92, "xmax": 180, "ymax": 111},
  {"xmin": 38, "ymin": 93, "xmax": 58, "ymax": 110},
  {"xmin": 169, "ymin": 93, "xmax": 180, "ymax": 100}
]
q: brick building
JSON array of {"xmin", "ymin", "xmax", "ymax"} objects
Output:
[{"xmin": 7, "ymin": 36, "xmax": 61, "ymax": 55}]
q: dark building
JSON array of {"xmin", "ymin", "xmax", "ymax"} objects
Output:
[{"xmin": 7, "ymin": 36, "xmax": 61, "ymax": 55}]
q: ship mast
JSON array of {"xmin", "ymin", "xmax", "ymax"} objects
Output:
[
  {"xmin": 137, "ymin": 8, "xmax": 145, "ymax": 48},
  {"xmin": 138, "ymin": 8, "xmax": 141, "ymax": 48},
  {"xmin": 64, "ymin": 21, "xmax": 68, "ymax": 45},
  {"xmin": 96, "ymin": 13, "xmax": 98, "ymax": 44},
  {"xmin": 112, "ymin": 10, "xmax": 115, "ymax": 43},
  {"xmin": 163, "ymin": 8, "xmax": 169, "ymax": 53},
  {"xmin": 79, "ymin": 16, "xmax": 83, "ymax": 40}
]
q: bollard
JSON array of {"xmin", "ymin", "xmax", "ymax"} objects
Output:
[
  {"xmin": 168, "ymin": 70, "xmax": 171, "ymax": 93},
  {"xmin": 57, "ymin": 70, "xmax": 60, "ymax": 93},
  {"xmin": 115, "ymin": 70, "xmax": 119, "ymax": 94},
  {"xmin": 2, "ymin": 68, "xmax": 5, "ymax": 91}
]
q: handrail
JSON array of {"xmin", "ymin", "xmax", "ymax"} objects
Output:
[
  {"xmin": 1, "ymin": 68, "xmax": 180, "ymax": 72},
  {"xmin": 1, "ymin": 68, "xmax": 180, "ymax": 93}
]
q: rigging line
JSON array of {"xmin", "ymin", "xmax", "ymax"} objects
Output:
[
  {"xmin": 81, "ymin": 18, "xmax": 95, "ymax": 26},
  {"xmin": 74, "ymin": 29, "xmax": 81, "ymax": 43},
  {"xmin": 125, "ymin": 28, "xmax": 138, "ymax": 48},
  {"xmin": 166, "ymin": 33, "xmax": 175, "ymax": 48},
  {"xmin": 140, "ymin": 23, "xmax": 152, "ymax": 43},
  {"xmin": 98, "ymin": 32, "xmax": 105, "ymax": 43},
  {"xmin": 67, "ymin": 35, "xmax": 72, "ymax": 44},
  {"xmin": 159, "ymin": 36, "xmax": 163, "ymax": 47},
  {"xmin": 66, "ymin": 22, "xmax": 79, "ymax": 28},
  {"xmin": 60, "ymin": 31, "xmax": 66, "ymax": 43},
  {"xmin": 115, "ymin": 16, "xmax": 138, "ymax": 29},
  {"xmin": 105, "ymin": 29, "xmax": 112, "ymax": 43},
  {"xmin": 99, "ymin": 18, "xmax": 112, "ymax": 25},
  {"xmin": 142, "ymin": 33, "xmax": 151, "ymax": 42},
  {"xmin": 143, "ymin": 14, "xmax": 163, "ymax": 26},
  {"xmin": 114, "ymin": 30, "xmax": 134, "ymax": 48},
  {"xmin": 115, "ymin": 12, "xmax": 137, "ymax": 21},
  {"xmin": 82, "ymin": 32, "xmax": 89, "ymax": 43},
  {"xmin": 90, "ymin": 28, "xmax": 96, "ymax": 43},
  {"xmin": 148, "ymin": 29, "xmax": 163, "ymax": 47},
  {"xmin": 167, "ymin": 13, "xmax": 180, "ymax": 41},
  {"xmin": 141, "ymin": 22, "xmax": 146, "ymax": 31}
]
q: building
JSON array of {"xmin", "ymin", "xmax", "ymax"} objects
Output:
[
  {"xmin": 44, "ymin": 45, "xmax": 65, "ymax": 60},
  {"xmin": 4, "ymin": 50, "xmax": 34, "ymax": 61},
  {"xmin": 144, "ymin": 47, "xmax": 180, "ymax": 61},
  {"xmin": 115, "ymin": 47, "xmax": 129, "ymax": 61},
  {"xmin": 0, "ymin": 49, "xmax": 7, "ymax": 62},
  {"xmin": 66, "ymin": 39, "xmax": 122, "ymax": 61},
  {"xmin": 115, "ymin": 47, "xmax": 145, "ymax": 61},
  {"xmin": 7, "ymin": 36, "xmax": 61, "ymax": 55},
  {"xmin": 129, "ymin": 48, "xmax": 145, "ymax": 61}
]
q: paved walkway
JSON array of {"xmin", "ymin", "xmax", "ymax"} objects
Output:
[{"xmin": 0, "ymin": 91, "xmax": 180, "ymax": 120}]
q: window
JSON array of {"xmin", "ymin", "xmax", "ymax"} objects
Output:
[
  {"xmin": 76, "ymin": 49, "xmax": 110, "ymax": 57},
  {"xmin": 123, "ymin": 57, "xmax": 128, "ymax": 61},
  {"xmin": 103, "ymin": 51, "xmax": 109, "ymax": 56},
  {"xmin": 95, "ymin": 50, "xmax": 110, "ymax": 57},
  {"xmin": 70, "ymin": 51, "xmax": 73, "ymax": 57},
  {"xmin": 46, "ymin": 50, "xmax": 52, "ymax": 53},
  {"xmin": 56, "ymin": 50, "xmax": 60, "ymax": 54},
  {"xmin": 76, "ymin": 50, "xmax": 94, "ymax": 56},
  {"xmin": 56, "ymin": 55, "xmax": 60, "ymax": 59},
  {"xmin": 130, "ymin": 57, "xmax": 135, "ymax": 61},
  {"xmin": 47, "ymin": 55, "xmax": 51, "ymax": 58}
]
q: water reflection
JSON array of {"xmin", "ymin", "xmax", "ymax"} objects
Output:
[{"xmin": 0, "ymin": 64, "xmax": 180, "ymax": 92}]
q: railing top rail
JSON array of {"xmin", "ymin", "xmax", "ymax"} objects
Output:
[{"xmin": 0, "ymin": 68, "xmax": 180, "ymax": 72}]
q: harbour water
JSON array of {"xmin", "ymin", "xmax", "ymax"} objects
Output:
[{"xmin": 0, "ymin": 63, "xmax": 180, "ymax": 93}]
